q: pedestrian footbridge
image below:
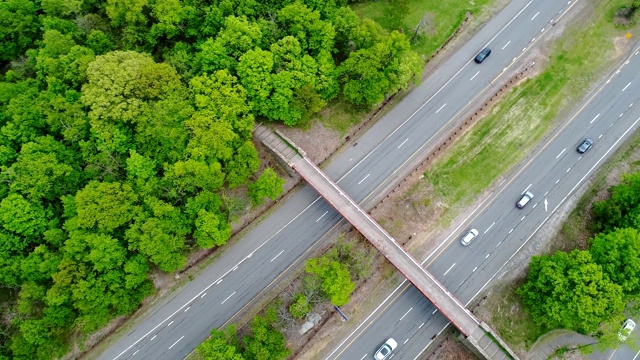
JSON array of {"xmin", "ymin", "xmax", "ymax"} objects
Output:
[{"xmin": 254, "ymin": 124, "xmax": 518, "ymax": 360}]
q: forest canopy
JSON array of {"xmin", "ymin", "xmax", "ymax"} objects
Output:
[{"xmin": 0, "ymin": 0, "xmax": 423, "ymax": 358}]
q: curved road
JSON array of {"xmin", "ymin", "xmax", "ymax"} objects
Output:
[{"xmin": 99, "ymin": 0, "xmax": 584, "ymax": 359}]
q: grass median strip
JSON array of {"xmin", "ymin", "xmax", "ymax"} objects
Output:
[{"xmin": 424, "ymin": 0, "xmax": 636, "ymax": 222}]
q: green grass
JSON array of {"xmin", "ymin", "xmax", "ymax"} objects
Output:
[
  {"xmin": 424, "ymin": 0, "xmax": 637, "ymax": 221},
  {"xmin": 352, "ymin": 0, "xmax": 494, "ymax": 57},
  {"xmin": 317, "ymin": 96, "xmax": 369, "ymax": 135}
]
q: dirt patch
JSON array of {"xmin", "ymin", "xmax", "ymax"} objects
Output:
[{"xmin": 427, "ymin": 337, "xmax": 480, "ymax": 360}]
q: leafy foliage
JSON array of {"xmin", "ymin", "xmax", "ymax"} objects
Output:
[
  {"xmin": 248, "ymin": 168, "xmax": 285, "ymax": 206},
  {"xmin": 195, "ymin": 308, "xmax": 290, "ymax": 360},
  {"xmin": 288, "ymin": 293, "xmax": 310, "ymax": 319},
  {"xmin": 305, "ymin": 255, "xmax": 355, "ymax": 306},
  {"xmin": 592, "ymin": 171, "xmax": 640, "ymax": 232},
  {"xmin": 517, "ymin": 250, "xmax": 624, "ymax": 334},
  {"xmin": 197, "ymin": 326, "xmax": 244, "ymax": 360},
  {"xmin": 242, "ymin": 307, "xmax": 290, "ymax": 360},
  {"xmin": 0, "ymin": 0, "xmax": 423, "ymax": 357}
]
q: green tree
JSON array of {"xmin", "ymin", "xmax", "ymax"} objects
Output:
[
  {"xmin": 0, "ymin": 0, "xmax": 40, "ymax": 61},
  {"xmin": 2, "ymin": 85, "xmax": 47, "ymax": 146},
  {"xmin": 197, "ymin": 326, "xmax": 244, "ymax": 360},
  {"xmin": 81, "ymin": 51, "xmax": 183, "ymax": 153},
  {"xmin": 125, "ymin": 200, "xmax": 189, "ymax": 272},
  {"xmin": 105, "ymin": 0, "xmax": 148, "ymax": 27},
  {"xmin": 288, "ymin": 293, "xmax": 310, "ymax": 319},
  {"xmin": 134, "ymin": 96, "xmax": 192, "ymax": 165},
  {"xmin": 147, "ymin": 0, "xmax": 188, "ymax": 44},
  {"xmin": 86, "ymin": 30, "xmax": 116, "ymax": 56},
  {"xmin": 190, "ymin": 70, "xmax": 254, "ymax": 136},
  {"xmin": 73, "ymin": 181, "xmax": 140, "ymax": 233},
  {"xmin": 0, "ymin": 193, "xmax": 49, "ymax": 239},
  {"xmin": 243, "ymin": 307, "xmax": 290, "ymax": 360},
  {"xmin": 35, "ymin": 30, "xmax": 96, "ymax": 89},
  {"xmin": 590, "ymin": 227, "xmax": 640, "ymax": 294},
  {"xmin": 164, "ymin": 159, "xmax": 225, "ymax": 197},
  {"xmin": 197, "ymin": 15, "xmax": 263, "ymax": 73},
  {"xmin": 339, "ymin": 26, "xmax": 422, "ymax": 107},
  {"xmin": 225, "ymin": 140, "xmax": 260, "ymax": 188},
  {"xmin": 592, "ymin": 171, "xmax": 640, "ymax": 231},
  {"xmin": 305, "ymin": 255, "xmax": 355, "ymax": 306},
  {"xmin": 517, "ymin": 250, "xmax": 624, "ymax": 333},
  {"xmin": 194, "ymin": 209, "xmax": 231, "ymax": 249},
  {"xmin": 5, "ymin": 136, "xmax": 82, "ymax": 201},
  {"xmin": 40, "ymin": 0, "xmax": 83, "ymax": 17},
  {"xmin": 329, "ymin": 6, "xmax": 360, "ymax": 57},
  {"xmin": 248, "ymin": 168, "xmax": 285, "ymax": 206},
  {"xmin": 276, "ymin": 2, "xmax": 335, "ymax": 56},
  {"xmin": 237, "ymin": 37, "xmax": 327, "ymax": 125}
]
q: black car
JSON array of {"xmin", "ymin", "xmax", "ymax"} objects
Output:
[
  {"xmin": 577, "ymin": 138, "xmax": 593, "ymax": 153},
  {"xmin": 474, "ymin": 48, "xmax": 491, "ymax": 63}
]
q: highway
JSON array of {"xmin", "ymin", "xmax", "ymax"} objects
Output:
[
  {"xmin": 328, "ymin": 39, "xmax": 640, "ymax": 360},
  {"xmin": 98, "ymin": 0, "xmax": 584, "ymax": 359}
]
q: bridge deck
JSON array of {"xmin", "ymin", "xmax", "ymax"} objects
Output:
[{"xmin": 255, "ymin": 125, "xmax": 517, "ymax": 360}]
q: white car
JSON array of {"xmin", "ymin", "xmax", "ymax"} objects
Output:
[
  {"xmin": 461, "ymin": 229, "xmax": 479, "ymax": 246},
  {"xmin": 619, "ymin": 319, "xmax": 636, "ymax": 341},
  {"xmin": 516, "ymin": 191, "xmax": 534, "ymax": 209},
  {"xmin": 374, "ymin": 338, "xmax": 397, "ymax": 360}
]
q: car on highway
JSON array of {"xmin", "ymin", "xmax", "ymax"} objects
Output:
[
  {"xmin": 374, "ymin": 338, "xmax": 397, "ymax": 360},
  {"xmin": 461, "ymin": 229, "xmax": 479, "ymax": 246},
  {"xmin": 474, "ymin": 48, "xmax": 491, "ymax": 63},
  {"xmin": 516, "ymin": 191, "xmax": 534, "ymax": 209},
  {"xmin": 577, "ymin": 138, "xmax": 593, "ymax": 153},
  {"xmin": 619, "ymin": 319, "xmax": 636, "ymax": 341}
]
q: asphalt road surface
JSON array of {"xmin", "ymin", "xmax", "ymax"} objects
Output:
[
  {"xmin": 98, "ymin": 0, "xmax": 588, "ymax": 359},
  {"xmin": 329, "ymin": 39, "xmax": 640, "ymax": 360}
]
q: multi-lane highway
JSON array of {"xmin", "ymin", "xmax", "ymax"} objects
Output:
[
  {"xmin": 328, "ymin": 40, "xmax": 640, "ymax": 360},
  {"xmin": 98, "ymin": 0, "xmax": 588, "ymax": 359}
]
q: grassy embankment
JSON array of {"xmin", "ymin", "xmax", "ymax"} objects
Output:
[{"xmin": 424, "ymin": 0, "xmax": 636, "ymax": 223}]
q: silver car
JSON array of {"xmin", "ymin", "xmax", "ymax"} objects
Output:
[
  {"xmin": 577, "ymin": 138, "xmax": 593, "ymax": 153},
  {"xmin": 619, "ymin": 319, "xmax": 636, "ymax": 341},
  {"xmin": 461, "ymin": 229, "xmax": 479, "ymax": 246},
  {"xmin": 374, "ymin": 338, "xmax": 397, "ymax": 360},
  {"xmin": 516, "ymin": 191, "xmax": 534, "ymax": 209}
]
